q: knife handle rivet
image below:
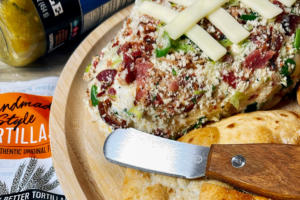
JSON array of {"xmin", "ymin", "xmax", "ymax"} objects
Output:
[{"xmin": 231, "ymin": 155, "xmax": 246, "ymax": 168}]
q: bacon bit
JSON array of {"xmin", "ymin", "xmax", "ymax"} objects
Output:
[
  {"xmin": 112, "ymin": 40, "xmax": 119, "ymax": 48},
  {"xmin": 123, "ymin": 27, "xmax": 133, "ymax": 37},
  {"xmin": 123, "ymin": 54, "xmax": 136, "ymax": 84},
  {"xmin": 223, "ymin": 71, "xmax": 237, "ymax": 89},
  {"xmin": 184, "ymin": 103, "xmax": 195, "ymax": 112},
  {"xmin": 126, "ymin": 18, "xmax": 132, "ymax": 25},
  {"xmin": 248, "ymin": 94, "xmax": 258, "ymax": 101},
  {"xmin": 136, "ymin": 59, "xmax": 153, "ymax": 82},
  {"xmin": 143, "ymin": 35, "xmax": 155, "ymax": 44},
  {"xmin": 135, "ymin": 60, "xmax": 153, "ymax": 102},
  {"xmin": 96, "ymin": 69, "xmax": 117, "ymax": 89},
  {"xmin": 153, "ymin": 129, "xmax": 170, "ymax": 138},
  {"xmin": 117, "ymin": 42, "xmax": 132, "ymax": 55},
  {"xmin": 276, "ymin": 14, "xmax": 300, "ymax": 36},
  {"xmin": 244, "ymin": 50, "xmax": 275, "ymax": 70},
  {"xmin": 221, "ymin": 54, "xmax": 234, "ymax": 65},
  {"xmin": 98, "ymin": 99, "xmax": 127, "ymax": 128},
  {"xmin": 135, "ymin": 88, "xmax": 145, "ymax": 102},
  {"xmin": 154, "ymin": 94, "xmax": 164, "ymax": 105},
  {"xmin": 132, "ymin": 50, "xmax": 142, "ymax": 59},
  {"xmin": 108, "ymin": 88, "xmax": 116, "ymax": 95},
  {"xmin": 144, "ymin": 25, "xmax": 156, "ymax": 34},
  {"xmin": 169, "ymin": 80, "xmax": 179, "ymax": 92},
  {"xmin": 93, "ymin": 59, "xmax": 99, "ymax": 68}
]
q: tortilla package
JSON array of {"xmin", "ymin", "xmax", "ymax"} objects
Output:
[{"xmin": 0, "ymin": 77, "xmax": 66, "ymax": 200}]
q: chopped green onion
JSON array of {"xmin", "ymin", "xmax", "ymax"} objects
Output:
[
  {"xmin": 230, "ymin": 92, "xmax": 246, "ymax": 109},
  {"xmin": 172, "ymin": 68, "xmax": 177, "ymax": 76},
  {"xmin": 294, "ymin": 28, "xmax": 300, "ymax": 50},
  {"xmin": 240, "ymin": 13, "xmax": 258, "ymax": 21},
  {"xmin": 175, "ymin": 42, "xmax": 195, "ymax": 53},
  {"xmin": 85, "ymin": 64, "xmax": 91, "ymax": 73},
  {"xmin": 194, "ymin": 90, "xmax": 205, "ymax": 95},
  {"xmin": 129, "ymin": 106, "xmax": 143, "ymax": 119},
  {"xmin": 112, "ymin": 56, "xmax": 122, "ymax": 66},
  {"xmin": 220, "ymin": 39, "xmax": 233, "ymax": 47},
  {"xmin": 156, "ymin": 31, "xmax": 171, "ymax": 58},
  {"xmin": 91, "ymin": 85, "xmax": 99, "ymax": 106}
]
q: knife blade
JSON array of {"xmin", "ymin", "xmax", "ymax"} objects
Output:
[{"xmin": 103, "ymin": 128, "xmax": 300, "ymax": 200}]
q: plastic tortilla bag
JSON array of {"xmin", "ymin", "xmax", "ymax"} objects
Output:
[{"xmin": 0, "ymin": 77, "xmax": 66, "ymax": 200}]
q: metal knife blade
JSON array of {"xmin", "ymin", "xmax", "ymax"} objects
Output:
[
  {"xmin": 103, "ymin": 128, "xmax": 300, "ymax": 200},
  {"xmin": 103, "ymin": 128, "xmax": 210, "ymax": 179}
]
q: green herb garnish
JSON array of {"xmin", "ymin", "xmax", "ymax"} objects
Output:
[
  {"xmin": 156, "ymin": 31, "xmax": 172, "ymax": 57},
  {"xmin": 220, "ymin": 38, "xmax": 233, "ymax": 47},
  {"xmin": 294, "ymin": 28, "xmax": 300, "ymax": 50},
  {"xmin": 85, "ymin": 64, "xmax": 91, "ymax": 73},
  {"xmin": 240, "ymin": 12, "xmax": 258, "ymax": 21},
  {"xmin": 280, "ymin": 58, "xmax": 296, "ymax": 88},
  {"xmin": 172, "ymin": 68, "xmax": 177, "ymax": 76},
  {"xmin": 91, "ymin": 85, "xmax": 99, "ymax": 106}
]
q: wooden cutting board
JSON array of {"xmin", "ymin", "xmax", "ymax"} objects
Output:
[
  {"xmin": 49, "ymin": 4, "xmax": 300, "ymax": 200},
  {"xmin": 49, "ymin": 6, "xmax": 133, "ymax": 200}
]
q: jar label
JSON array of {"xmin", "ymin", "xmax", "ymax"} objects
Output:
[{"xmin": 32, "ymin": 0, "xmax": 132, "ymax": 53}]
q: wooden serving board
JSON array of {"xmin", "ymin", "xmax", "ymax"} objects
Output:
[
  {"xmin": 49, "ymin": 6, "xmax": 133, "ymax": 200},
  {"xmin": 49, "ymin": 4, "xmax": 300, "ymax": 200}
]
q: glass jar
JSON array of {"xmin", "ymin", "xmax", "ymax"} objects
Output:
[
  {"xmin": 0, "ymin": 0, "xmax": 133, "ymax": 67},
  {"xmin": 0, "ymin": 0, "xmax": 46, "ymax": 67}
]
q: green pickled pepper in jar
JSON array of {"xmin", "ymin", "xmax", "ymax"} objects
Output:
[
  {"xmin": 0, "ymin": 0, "xmax": 133, "ymax": 67},
  {"xmin": 0, "ymin": 0, "xmax": 46, "ymax": 66}
]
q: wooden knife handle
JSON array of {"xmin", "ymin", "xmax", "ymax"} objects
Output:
[{"xmin": 206, "ymin": 144, "xmax": 300, "ymax": 200}]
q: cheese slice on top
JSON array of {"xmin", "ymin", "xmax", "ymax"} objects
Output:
[
  {"xmin": 207, "ymin": 8, "xmax": 250, "ymax": 44},
  {"xmin": 186, "ymin": 26, "xmax": 227, "ymax": 61},
  {"xmin": 277, "ymin": 0, "xmax": 296, "ymax": 7},
  {"xmin": 164, "ymin": 0, "xmax": 228, "ymax": 40},
  {"xmin": 240, "ymin": 0, "xmax": 283, "ymax": 19},
  {"xmin": 139, "ymin": 1, "xmax": 226, "ymax": 61},
  {"xmin": 138, "ymin": 1, "xmax": 176, "ymax": 23}
]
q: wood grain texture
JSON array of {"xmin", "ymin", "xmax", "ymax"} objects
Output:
[
  {"xmin": 206, "ymin": 144, "xmax": 300, "ymax": 200},
  {"xmin": 49, "ymin": 5, "xmax": 133, "ymax": 200}
]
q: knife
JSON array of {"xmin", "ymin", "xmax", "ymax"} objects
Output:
[{"xmin": 103, "ymin": 128, "xmax": 300, "ymax": 200}]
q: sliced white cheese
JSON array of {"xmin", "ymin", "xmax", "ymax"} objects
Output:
[
  {"xmin": 277, "ymin": 0, "xmax": 296, "ymax": 7},
  {"xmin": 207, "ymin": 8, "xmax": 250, "ymax": 44},
  {"xmin": 139, "ymin": 1, "xmax": 226, "ymax": 61},
  {"xmin": 240, "ymin": 0, "xmax": 283, "ymax": 19},
  {"xmin": 164, "ymin": 0, "xmax": 228, "ymax": 40},
  {"xmin": 186, "ymin": 26, "xmax": 227, "ymax": 61},
  {"xmin": 138, "ymin": 1, "xmax": 176, "ymax": 23}
]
